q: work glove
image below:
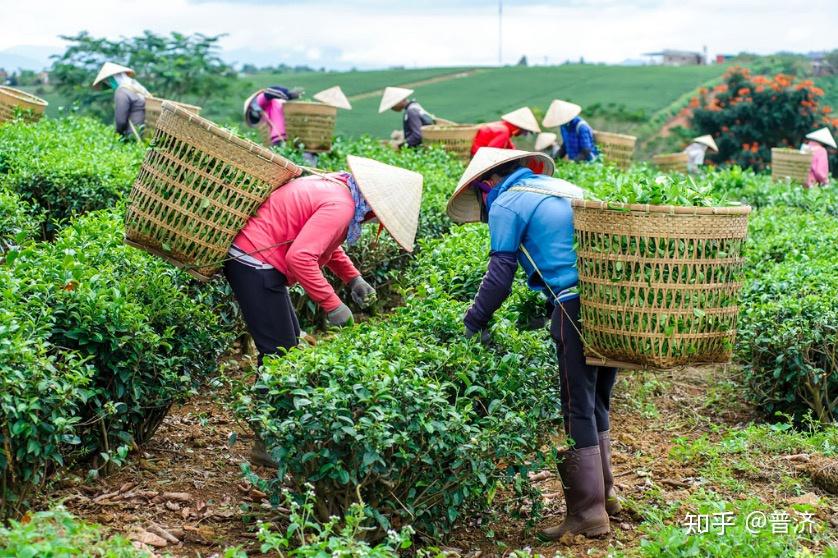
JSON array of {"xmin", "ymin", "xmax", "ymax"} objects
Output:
[
  {"xmin": 327, "ymin": 303, "xmax": 354, "ymax": 327},
  {"xmin": 464, "ymin": 325, "xmax": 491, "ymax": 345},
  {"xmin": 349, "ymin": 276, "xmax": 377, "ymax": 308}
]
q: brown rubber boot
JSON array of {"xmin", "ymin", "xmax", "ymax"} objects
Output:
[
  {"xmin": 249, "ymin": 437, "xmax": 278, "ymax": 469},
  {"xmin": 538, "ymin": 445, "xmax": 610, "ymax": 541},
  {"xmin": 599, "ymin": 431, "xmax": 622, "ymax": 515}
]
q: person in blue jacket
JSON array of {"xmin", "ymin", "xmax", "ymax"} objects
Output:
[{"xmin": 446, "ymin": 147, "xmax": 618, "ymax": 540}]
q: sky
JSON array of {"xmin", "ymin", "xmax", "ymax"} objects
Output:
[{"xmin": 1, "ymin": 0, "xmax": 836, "ymax": 70}]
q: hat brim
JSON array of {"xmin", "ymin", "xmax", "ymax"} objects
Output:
[
  {"xmin": 347, "ymin": 155, "xmax": 423, "ymax": 252},
  {"xmin": 378, "ymin": 89, "xmax": 413, "ymax": 113},
  {"xmin": 446, "ymin": 148, "xmax": 555, "ymax": 224},
  {"xmin": 542, "ymin": 100, "xmax": 581, "ymax": 128}
]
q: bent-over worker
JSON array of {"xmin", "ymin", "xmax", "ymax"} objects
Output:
[
  {"xmin": 379, "ymin": 86, "xmax": 435, "ymax": 148},
  {"xmin": 243, "ymin": 85, "xmax": 301, "ymax": 146},
  {"xmin": 470, "ymin": 107, "xmax": 541, "ymax": 156},
  {"xmin": 91, "ymin": 62, "xmax": 150, "ymax": 140},
  {"xmin": 447, "ymin": 147, "xmax": 618, "ymax": 541},
  {"xmin": 802, "ymin": 127, "xmax": 835, "ymax": 187},
  {"xmin": 684, "ymin": 134, "xmax": 719, "ymax": 173},
  {"xmin": 543, "ymin": 99, "xmax": 597, "ymax": 162}
]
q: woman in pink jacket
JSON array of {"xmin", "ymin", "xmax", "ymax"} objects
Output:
[
  {"xmin": 803, "ymin": 127, "xmax": 835, "ymax": 188},
  {"xmin": 225, "ymin": 156, "xmax": 423, "ymax": 367},
  {"xmin": 243, "ymin": 86, "xmax": 300, "ymax": 145}
]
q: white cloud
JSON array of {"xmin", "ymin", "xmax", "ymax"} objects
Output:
[{"xmin": 1, "ymin": 0, "xmax": 835, "ymax": 69}]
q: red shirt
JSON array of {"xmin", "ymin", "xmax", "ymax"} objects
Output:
[
  {"xmin": 232, "ymin": 175, "xmax": 361, "ymax": 312},
  {"xmin": 471, "ymin": 121, "xmax": 520, "ymax": 155}
]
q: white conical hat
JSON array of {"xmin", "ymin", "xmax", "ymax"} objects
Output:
[
  {"xmin": 378, "ymin": 86, "xmax": 414, "ymax": 113},
  {"xmin": 693, "ymin": 134, "xmax": 719, "ymax": 152},
  {"xmin": 92, "ymin": 62, "xmax": 135, "ymax": 88},
  {"xmin": 535, "ymin": 132, "xmax": 558, "ymax": 152},
  {"xmin": 313, "ymin": 86, "xmax": 352, "ymax": 110},
  {"xmin": 501, "ymin": 107, "xmax": 541, "ymax": 133},
  {"xmin": 806, "ymin": 127, "xmax": 837, "ymax": 149},
  {"xmin": 542, "ymin": 99, "xmax": 582, "ymax": 128},
  {"xmin": 447, "ymin": 147, "xmax": 566, "ymax": 224},
  {"xmin": 346, "ymin": 155, "xmax": 423, "ymax": 252}
]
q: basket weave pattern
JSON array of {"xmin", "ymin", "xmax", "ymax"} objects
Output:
[
  {"xmin": 283, "ymin": 101, "xmax": 337, "ymax": 152},
  {"xmin": 124, "ymin": 102, "xmax": 301, "ymax": 280},
  {"xmin": 771, "ymin": 148, "xmax": 812, "ymax": 184},
  {"xmin": 421, "ymin": 124, "xmax": 480, "ymax": 160},
  {"xmin": 573, "ymin": 200, "xmax": 750, "ymax": 368},
  {"xmin": 594, "ymin": 131, "xmax": 636, "ymax": 169},
  {"xmin": 652, "ymin": 152, "xmax": 689, "ymax": 173},
  {"xmin": 0, "ymin": 86, "xmax": 47, "ymax": 124},
  {"xmin": 144, "ymin": 97, "xmax": 201, "ymax": 135}
]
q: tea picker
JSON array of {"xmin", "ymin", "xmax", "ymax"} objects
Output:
[
  {"xmin": 447, "ymin": 148, "xmax": 617, "ymax": 540},
  {"xmin": 684, "ymin": 134, "xmax": 719, "ymax": 173},
  {"xmin": 91, "ymin": 62, "xmax": 150, "ymax": 141},
  {"xmin": 470, "ymin": 107, "xmax": 541, "ymax": 156},
  {"xmin": 801, "ymin": 127, "xmax": 835, "ymax": 187},
  {"xmin": 379, "ymin": 86, "xmax": 451, "ymax": 148},
  {"xmin": 243, "ymin": 85, "xmax": 302, "ymax": 145},
  {"xmin": 535, "ymin": 132, "xmax": 560, "ymax": 160},
  {"xmin": 542, "ymin": 99, "xmax": 598, "ymax": 162}
]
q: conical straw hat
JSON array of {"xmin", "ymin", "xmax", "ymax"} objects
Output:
[
  {"xmin": 378, "ymin": 86, "xmax": 414, "ymax": 113},
  {"xmin": 313, "ymin": 86, "xmax": 352, "ymax": 110},
  {"xmin": 542, "ymin": 99, "xmax": 581, "ymax": 128},
  {"xmin": 806, "ymin": 127, "xmax": 837, "ymax": 149},
  {"xmin": 693, "ymin": 134, "xmax": 719, "ymax": 152},
  {"xmin": 92, "ymin": 62, "xmax": 135, "ymax": 88},
  {"xmin": 347, "ymin": 155, "xmax": 423, "ymax": 252},
  {"xmin": 501, "ymin": 107, "xmax": 541, "ymax": 133},
  {"xmin": 447, "ymin": 147, "xmax": 561, "ymax": 224},
  {"xmin": 535, "ymin": 132, "xmax": 558, "ymax": 152}
]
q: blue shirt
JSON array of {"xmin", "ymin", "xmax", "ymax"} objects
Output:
[
  {"xmin": 560, "ymin": 116, "xmax": 598, "ymax": 162},
  {"xmin": 487, "ymin": 168, "xmax": 579, "ymax": 301}
]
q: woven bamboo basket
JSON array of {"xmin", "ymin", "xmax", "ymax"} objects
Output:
[
  {"xmin": 771, "ymin": 148, "xmax": 812, "ymax": 184},
  {"xmin": 0, "ymin": 86, "xmax": 48, "ymax": 124},
  {"xmin": 594, "ymin": 131, "xmax": 636, "ymax": 169},
  {"xmin": 144, "ymin": 97, "xmax": 201, "ymax": 136},
  {"xmin": 421, "ymin": 124, "xmax": 481, "ymax": 160},
  {"xmin": 283, "ymin": 101, "xmax": 337, "ymax": 152},
  {"xmin": 124, "ymin": 102, "xmax": 302, "ymax": 281},
  {"xmin": 652, "ymin": 152, "xmax": 689, "ymax": 173},
  {"xmin": 572, "ymin": 199, "xmax": 751, "ymax": 369}
]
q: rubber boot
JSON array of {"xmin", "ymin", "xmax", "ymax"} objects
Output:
[
  {"xmin": 599, "ymin": 431, "xmax": 622, "ymax": 515},
  {"xmin": 249, "ymin": 437, "xmax": 278, "ymax": 469},
  {"xmin": 538, "ymin": 445, "xmax": 610, "ymax": 541}
]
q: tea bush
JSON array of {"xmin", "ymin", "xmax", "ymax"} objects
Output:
[
  {"xmin": 0, "ymin": 187, "xmax": 40, "ymax": 252},
  {"xmin": 0, "ymin": 115, "xmax": 144, "ymax": 235},
  {"xmin": 237, "ymin": 224, "xmax": 557, "ymax": 537},
  {"xmin": 1, "ymin": 209, "xmax": 233, "ymax": 514}
]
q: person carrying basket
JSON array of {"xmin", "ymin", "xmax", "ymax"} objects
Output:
[{"xmin": 447, "ymin": 147, "xmax": 618, "ymax": 540}]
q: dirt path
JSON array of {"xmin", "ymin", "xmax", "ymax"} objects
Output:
[
  {"xmin": 348, "ymin": 69, "xmax": 484, "ymax": 101},
  {"xmin": 39, "ymin": 363, "xmax": 836, "ymax": 557}
]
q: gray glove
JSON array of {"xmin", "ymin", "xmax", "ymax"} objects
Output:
[
  {"xmin": 349, "ymin": 276, "xmax": 376, "ymax": 308},
  {"xmin": 464, "ymin": 325, "xmax": 491, "ymax": 345},
  {"xmin": 327, "ymin": 303, "xmax": 354, "ymax": 327}
]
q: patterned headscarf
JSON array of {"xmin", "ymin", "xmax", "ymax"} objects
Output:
[{"xmin": 343, "ymin": 173, "xmax": 372, "ymax": 246}]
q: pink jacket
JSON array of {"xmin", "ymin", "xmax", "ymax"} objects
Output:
[
  {"xmin": 807, "ymin": 142, "xmax": 829, "ymax": 187},
  {"xmin": 257, "ymin": 92, "xmax": 287, "ymax": 144},
  {"xmin": 232, "ymin": 175, "xmax": 361, "ymax": 312}
]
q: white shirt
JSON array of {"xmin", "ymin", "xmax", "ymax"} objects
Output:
[{"xmin": 684, "ymin": 143, "xmax": 709, "ymax": 173}]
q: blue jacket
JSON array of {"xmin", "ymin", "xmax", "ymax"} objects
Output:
[
  {"xmin": 560, "ymin": 116, "xmax": 598, "ymax": 161},
  {"xmin": 464, "ymin": 168, "xmax": 579, "ymax": 332}
]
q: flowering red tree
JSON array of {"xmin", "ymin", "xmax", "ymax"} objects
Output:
[{"xmin": 687, "ymin": 67, "xmax": 836, "ymax": 171}]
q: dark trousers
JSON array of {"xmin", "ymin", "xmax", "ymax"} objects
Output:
[
  {"xmin": 550, "ymin": 297, "xmax": 617, "ymax": 449},
  {"xmin": 224, "ymin": 259, "xmax": 300, "ymax": 366}
]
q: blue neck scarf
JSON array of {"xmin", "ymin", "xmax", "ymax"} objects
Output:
[{"xmin": 344, "ymin": 173, "xmax": 372, "ymax": 246}]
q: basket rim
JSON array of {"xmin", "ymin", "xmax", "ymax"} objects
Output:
[
  {"xmin": 0, "ymin": 85, "xmax": 48, "ymax": 107},
  {"xmin": 572, "ymin": 198, "xmax": 752, "ymax": 215},
  {"xmin": 421, "ymin": 123, "xmax": 481, "ymax": 131},
  {"xmin": 593, "ymin": 130, "xmax": 637, "ymax": 141},
  {"xmin": 160, "ymin": 101, "xmax": 295, "ymax": 168},
  {"xmin": 146, "ymin": 96, "xmax": 201, "ymax": 112}
]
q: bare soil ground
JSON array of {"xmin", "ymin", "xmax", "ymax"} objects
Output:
[{"xmin": 39, "ymin": 363, "xmax": 838, "ymax": 557}]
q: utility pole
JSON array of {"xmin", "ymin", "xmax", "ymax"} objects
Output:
[{"xmin": 498, "ymin": 0, "xmax": 503, "ymax": 66}]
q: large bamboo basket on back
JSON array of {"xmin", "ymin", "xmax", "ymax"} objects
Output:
[
  {"xmin": 283, "ymin": 101, "xmax": 337, "ymax": 152},
  {"xmin": 124, "ymin": 102, "xmax": 301, "ymax": 281},
  {"xmin": 421, "ymin": 124, "xmax": 481, "ymax": 160},
  {"xmin": 771, "ymin": 148, "xmax": 812, "ymax": 184},
  {"xmin": 572, "ymin": 200, "xmax": 751, "ymax": 369},
  {"xmin": 0, "ymin": 86, "xmax": 48, "ymax": 124},
  {"xmin": 652, "ymin": 152, "xmax": 689, "ymax": 173},
  {"xmin": 594, "ymin": 131, "xmax": 636, "ymax": 169},
  {"xmin": 144, "ymin": 97, "xmax": 201, "ymax": 136}
]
